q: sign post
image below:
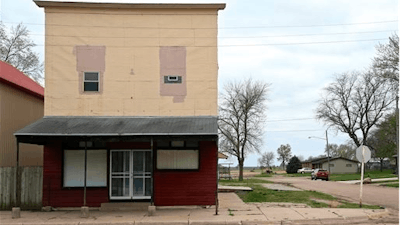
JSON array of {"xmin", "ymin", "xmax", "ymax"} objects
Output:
[{"xmin": 356, "ymin": 145, "xmax": 371, "ymax": 208}]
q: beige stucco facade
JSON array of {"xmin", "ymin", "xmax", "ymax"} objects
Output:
[
  {"xmin": 321, "ymin": 158, "xmax": 358, "ymax": 174},
  {"xmin": 44, "ymin": 6, "xmax": 222, "ymax": 116},
  {"xmin": 0, "ymin": 82, "xmax": 44, "ymax": 167}
]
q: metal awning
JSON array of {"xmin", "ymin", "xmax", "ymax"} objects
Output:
[{"xmin": 15, "ymin": 116, "xmax": 218, "ymax": 144}]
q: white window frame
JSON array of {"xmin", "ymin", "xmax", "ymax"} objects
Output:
[
  {"xmin": 83, "ymin": 71, "xmax": 100, "ymax": 92},
  {"xmin": 63, "ymin": 149, "xmax": 107, "ymax": 187}
]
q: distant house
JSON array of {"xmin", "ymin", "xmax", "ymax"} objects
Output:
[
  {"xmin": 0, "ymin": 61, "xmax": 44, "ymax": 167},
  {"xmin": 218, "ymin": 152, "xmax": 228, "ymax": 160},
  {"xmin": 301, "ymin": 160, "xmax": 313, "ymax": 169},
  {"xmin": 305, "ymin": 157, "xmax": 358, "ymax": 174}
]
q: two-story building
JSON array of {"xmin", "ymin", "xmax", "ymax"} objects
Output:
[{"xmin": 15, "ymin": 1, "xmax": 225, "ymax": 208}]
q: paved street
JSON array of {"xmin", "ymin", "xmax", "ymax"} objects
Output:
[{"xmin": 257, "ymin": 176, "xmax": 399, "ymax": 210}]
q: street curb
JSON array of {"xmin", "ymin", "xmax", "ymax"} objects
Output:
[
  {"xmin": 1, "ymin": 209, "xmax": 392, "ymax": 225},
  {"xmin": 366, "ymin": 207, "xmax": 390, "ymax": 219}
]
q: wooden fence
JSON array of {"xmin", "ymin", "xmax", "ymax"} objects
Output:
[{"xmin": 0, "ymin": 166, "xmax": 42, "ymax": 210}]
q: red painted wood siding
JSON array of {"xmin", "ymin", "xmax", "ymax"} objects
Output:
[
  {"xmin": 154, "ymin": 141, "xmax": 217, "ymax": 206},
  {"xmin": 42, "ymin": 142, "xmax": 108, "ymax": 207},
  {"xmin": 42, "ymin": 141, "xmax": 217, "ymax": 207}
]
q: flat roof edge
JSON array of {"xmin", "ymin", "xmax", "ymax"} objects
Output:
[
  {"xmin": 15, "ymin": 133, "xmax": 218, "ymax": 136},
  {"xmin": 34, "ymin": 1, "xmax": 226, "ymax": 10}
]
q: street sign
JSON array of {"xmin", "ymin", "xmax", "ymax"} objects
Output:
[
  {"xmin": 356, "ymin": 144, "xmax": 371, "ymax": 208},
  {"xmin": 356, "ymin": 145, "xmax": 371, "ymax": 163}
]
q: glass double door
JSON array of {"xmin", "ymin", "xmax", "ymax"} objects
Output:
[{"xmin": 110, "ymin": 150, "xmax": 151, "ymax": 200}]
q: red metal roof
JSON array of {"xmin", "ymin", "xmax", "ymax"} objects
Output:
[{"xmin": 0, "ymin": 61, "xmax": 44, "ymax": 99}]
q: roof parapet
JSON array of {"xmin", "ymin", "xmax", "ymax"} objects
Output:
[{"xmin": 34, "ymin": 1, "xmax": 226, "ymax": 10}]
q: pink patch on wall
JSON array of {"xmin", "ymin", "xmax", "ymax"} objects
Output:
[
  {"xmin": 159, "ymin": 46, "xmax": 187, "ymax": 103},
  {"xmin": 73, "ymin": 46, "xmax": 106, "ymax": 94}
]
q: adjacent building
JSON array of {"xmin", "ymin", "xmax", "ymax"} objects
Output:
[
  {"xmin": 0, "ymin": 61, "xmax": 44, "ymax": 167},
  {"xmin": 15, "ymin": 1, "xmax": 225, "ymax": 208}
]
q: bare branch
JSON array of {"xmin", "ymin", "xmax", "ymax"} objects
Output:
[
  {"xmin": 316, "ymin": 71, "xmax": 395, "ymax": 147},
  {"xmin": 218, "ymin": 78, "xmax": 270, "ymax": 180},
  {"xmin": 0, "ymin": 22, "xmax": 44, "ymax": 84}
]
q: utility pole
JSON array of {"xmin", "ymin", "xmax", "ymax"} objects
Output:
[
  {"xmin": 326, "ymin": 129, "xmax": 330, "ymax": 174},
  {"xmin": 396, "ymin": 95, "xmax": 399, "ymax": 179}
]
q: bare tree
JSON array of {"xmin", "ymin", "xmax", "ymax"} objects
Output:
[
  {"xmin": 258, "ymin": 152, "xmax": 275, "ymax": 169},
  {"xmin": 218, "ymin": 78, "xmax": 270, "ymax": 181},
  {"xmin": 325, "ymin": 141, "xmax": 356, "ymax": 160},
  {"xmin": 316, "ymin": 71, "xmax": 395, "ymax": 147},
  {"xmin": 0, "ymin": 22, "xmax": 43, "ymax": 83},
  {"xmin": 277, "ymin": 144, "xmax": 292, "ymax": 169},
  {"xmin": 297, "ymin": 155, "xmax": 305, "ymax": 162},
  {"xmin": 373, "ymin": 33, "xmax": 399, "ymax": 84}
]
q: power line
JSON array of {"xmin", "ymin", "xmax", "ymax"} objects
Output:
[
  {"xmin": 32, "ymin": 38, "xmax": 388, "ymax": 48},
  {"xmin": 1, "ymin": 19, "xmax": 397, "ymax": 30},
  {"xmin": 221, "ymin": 20, "xmax": 398, "ymax": 29},
  {"xmin": 266, "ymin": 129, "xmax": 323, "ymax": 132},
  {"xmin": 266, "ymin": 118, "xmax": 315, "ymax": 122},
  {"xmin": 220, "ymin": 30, "xmax": 398, "ymax": 39},
  {"xmin": 218, "ymin": 38, "xmax": 387, "ymax": 47},
  {"xmin": 27, "ymin": 29, "xmax": 397, "ymax": 39}
]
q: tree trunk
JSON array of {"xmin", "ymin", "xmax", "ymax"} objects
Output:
[
  {"xmin": 238, "ymin": 159, "xmax": 244, "ymax": 181},
  {"xmin": 380, "ymin": 158, "xmax": 383, "ymax": 172}
]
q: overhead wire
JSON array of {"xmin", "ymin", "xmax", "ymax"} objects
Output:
[
  {"xmin": 30, "ymin": 38, "xmax": 389, "ymax": 48},
  {"xmin": 26, "ymin": 29, "xmax": 398, "ymax": 39},
  {"xmin": 1, "ymin": 19, "xmax": 397, "ymax": 29}
]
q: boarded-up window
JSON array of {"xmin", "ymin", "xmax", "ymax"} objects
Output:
[
  {"xmin": 64, "ymin": 150, "xmax": 107, "ymax": 187},
  {"xmin": 157, "ymin": 150, "xmax": 198, "ymax": 169},
  {"xmin": 346, "ymin": 164, "xmax": 352, "ymax": 167}
]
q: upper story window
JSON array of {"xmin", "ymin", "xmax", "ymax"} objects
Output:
[{"xmin": 84, "ymin": 72, "xmax": 99, "ymax": 92}]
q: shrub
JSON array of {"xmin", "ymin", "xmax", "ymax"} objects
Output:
[{"xmin": 286, "ymin": 156, "xmax": 302, "ymax": 174}]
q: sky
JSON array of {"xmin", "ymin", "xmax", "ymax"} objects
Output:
[{"xmin": 1, "ymin": 0, "xmax": 398, "ymax": 167}]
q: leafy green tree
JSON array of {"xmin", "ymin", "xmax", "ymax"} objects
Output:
[
  {"xmin": 367, "ymin": 113, "xmax": 396, "ymax": 171},
  {"xmin": 286, "ymin": 156, "xmax": 302, "ymax": 174},
  {"xmin": 277, "ymin": 144, "xmax": 292, "ymax": 169}
]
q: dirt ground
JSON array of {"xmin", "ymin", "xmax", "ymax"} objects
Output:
[{"xmin": 228, "ymin": 169, "xmax": 286, "ymax": 179}]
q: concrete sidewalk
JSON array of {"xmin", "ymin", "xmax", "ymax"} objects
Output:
[
  {"xmin": 0, "ymin": 193, "xmax": 393, "ymax": 225},
  {"xmin": 338, "ymin": 177, "xmax": 399, "ymax": 184}
]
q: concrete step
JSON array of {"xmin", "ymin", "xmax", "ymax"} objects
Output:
[{"xmin": 100, "ymin": 202, "xmax": 150, "ymax": 211}]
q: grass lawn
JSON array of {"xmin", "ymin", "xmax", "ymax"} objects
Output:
[
  {"xmin": 329, "ymin": 169, "xmax": 397, "ymax": 181},
  {"xmin": 220, "ymin": 179, "xmax": 381, "ymax": 209},
  {"xmin": 384, "ymin": 183, "xmax": 399, "ymax": 188},
  {"xmin": 236, "ymin": 184, "xmax": 381, "ymax": 209},
  {"xmin": 372, "ymin": 180, "xmax": 398, "ymax": 184},
  {"xmin": 254, "ymin": 173, "xmax": 273, "ymax": 177}
]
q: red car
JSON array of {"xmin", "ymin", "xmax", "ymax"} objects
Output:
[{"xmin": 311, "ymin": 169, "xmax": 329, "ymax": 181}]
